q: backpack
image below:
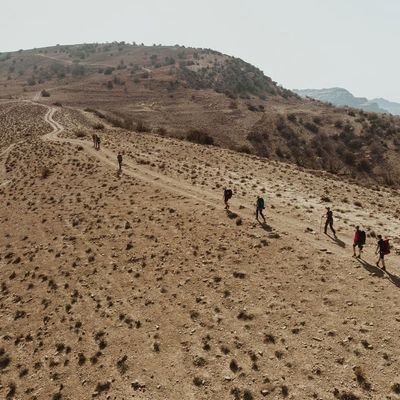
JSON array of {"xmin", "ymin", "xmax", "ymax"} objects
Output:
[
  {"xmin": 225, "ymin": 189, "xmax": 233, "ymax": 200},
  {"xmin": 382, "ymin": 239, "xmax": 390, "ymax": 255},
  {"xmin": 257, "ymin": 197, "xmax": 265, "ymax": 209},
  {"xmin": 358, "ymin": 230, "xmax": 366, "ymax": 245}
]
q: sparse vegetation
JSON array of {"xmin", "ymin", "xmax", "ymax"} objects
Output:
[{"xmin": 186, "ymin": 129, "xmax": 214, "ymax": 145}]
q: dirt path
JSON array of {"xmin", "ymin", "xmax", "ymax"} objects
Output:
[{"xmin": 39, "ymin": 105, "xmax": 224, "ymax": 208}]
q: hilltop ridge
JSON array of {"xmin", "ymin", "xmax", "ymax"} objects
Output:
[{"xmin": 1, "ymin": 42, "xmax": 400, "ymax": 189}]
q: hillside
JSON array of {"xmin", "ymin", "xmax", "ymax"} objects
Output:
[
  {"xmin": 2, "ymin": 43, "xmax": 400, "ymax": 188},
  {"xmin": 1, "ymin": 96, "xmax": 400, "ymax": 399}
]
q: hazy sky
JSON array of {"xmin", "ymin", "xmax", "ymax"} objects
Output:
[{"xmin": 2, "ymin": 0, "xmax": 399, "ymax": 101}]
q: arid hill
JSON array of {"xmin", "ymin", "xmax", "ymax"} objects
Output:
[
  {"xmin": 1, "ymin": 93, "xmax": 400, "ymax": 399},
  {"xmin": 1, "ymin": 42, "xmax": 400, "ymax": 187}
]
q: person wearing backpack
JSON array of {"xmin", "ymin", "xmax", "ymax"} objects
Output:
[
  {"xmin": 96, "ymin": 135, "xmax": 101, "ymax": 150},
  {"xmin": 323, "ymin": 207, "xmax": 336, "ymax": 236},
  {"xmin": 117, "ymin": 152, "xmax": 123, "ymax": 174},
  {"xmin": 376, "ymin": 235, "xmax": 390, "ymax": 271},
  {"xmin": 92, "ymin": 133, "xmax": 98, "ymax": 148},
  {"xmin": 256, "ymin": 196, "xmax": 266, "ymax": 223},
  {"xmin": 352, "ymin": 226, "xmax": 366, "ymax": 258},
  {"xmin": 223, "ymin": 188, "xmax": 233, "ymax": 210}
]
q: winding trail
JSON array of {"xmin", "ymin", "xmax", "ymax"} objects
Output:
[{"xmin": 39, "ymin": 104, "xmax": 222, "ymax": 208}]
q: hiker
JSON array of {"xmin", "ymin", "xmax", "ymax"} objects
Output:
[
  {"xmin": 256, "ymin": 196, "xmax": 266, "ymax": 223},
  {"xmin": 324, "ymin": 207, "xmax": 336, "ymax": 236},
  {"xmin": 92, "ymin": 133, "xmax": 98, "ymax": 148},
  {"xmin": 352, "ymin": 226, "xmax": 366, "ymax": 258},
  {"xmin": 223, "ymin": 188, "xmax": 233, "ymax": 210},
  {"xmin": 96, "ymin": 135, "xmax": 101, "ymax": 150},
  {"xmin": 117, "ymin": 152, "xmax": 123, "ymax": 173},
  {"xmin": 376, "ymin": 235, "xmax": 390, "ymax": 271}
]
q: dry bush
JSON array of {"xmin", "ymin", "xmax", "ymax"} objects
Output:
[
  {"xmin": 186, "ymin": 129, "xmax": 214, "ymax": 145},
  {"xmin": 41, "ymin": 166, "xmax": 51, "ymax": 179},
  {"xmin": 93, "ymin": 123, "xmax": 104, "ymax": 130},
  {"xmin": 74, "ymin": 130, "xmax": 86, "ymax": 138},
  {"xmin": 136, "ymin": 120, "xmax": 149, "ymax": 132}
]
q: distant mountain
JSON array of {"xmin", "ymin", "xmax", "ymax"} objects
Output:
[
  {"xmin": 371, "ymin": 98, "xmax": 400, "ymax": 116},
  {"xmin": 293, "ymin": 87, "xmax": 400, "ymax": 115}
]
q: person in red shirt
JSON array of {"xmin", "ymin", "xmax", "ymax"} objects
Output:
[{"xmin": 352, "ymin": 226, "xmax": 364, "ymax": 258}]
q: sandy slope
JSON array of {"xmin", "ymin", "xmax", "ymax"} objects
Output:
[{"xmin": 1, "ymin": 102, "xmax": 400, "ymax": 400}]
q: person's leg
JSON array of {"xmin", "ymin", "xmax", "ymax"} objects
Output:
[
  {"xmin": 358, "ymin": 245, "xmax": 363, "ymax": 258},
  {"xmin": 330, "ymin": 221, "xmax": 336, "ymax": 236},
  {"xmin": 256, "ymin": 207, "xmax": 259, "ymax": 219},
  {"xmin": 260, "ymin": 209, "xmax": 266, "ymax": 222},
  {"xmin": 381, "ymin": 255, "xmax": 386, "ymax": 271},
  {"xmin": 353, "ymin": 244, "xmax": 356, "ymax": 257},
  {"xmin": 324, "ymin": 220, "xmax": 328, "ymax": 234}
]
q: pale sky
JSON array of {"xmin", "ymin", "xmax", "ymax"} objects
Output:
[{"xmin": 2, "ymin": 0, "xmax": 399, "ymax": 102}]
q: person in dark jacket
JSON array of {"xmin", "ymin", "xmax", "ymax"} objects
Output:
[
  {"xmin": 256, "ymin": 196, "xmax": 266, "ymax": 223},
  {"xmin": 324, "ymin": 207, "xmax": 336, "ymax": 236}
]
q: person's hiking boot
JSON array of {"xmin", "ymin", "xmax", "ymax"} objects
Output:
[{"xmin": 382, "ymin": 266, "xmax": 386, "ymax": 272}]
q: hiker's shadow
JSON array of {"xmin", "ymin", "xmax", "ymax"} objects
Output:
[
  {"xmin": 386, "ymin": 271, "xmax": 400, "ymax": 289},
  {"xmin": 258, "ymin": 220, "xmax": 272, "ymax": 232},
  {"xmin": 326, "ymin": 233, "xmax": 346, "ymax": 248},
  {"xmin": 356, "ymin": 258, "xmax": 384, "ymax": 277},
  {"xmin": 226, "ymin": 209, "xmax": 238, "ymax": 219}
]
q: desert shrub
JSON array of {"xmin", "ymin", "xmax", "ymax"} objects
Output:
[
  {"xmin": 343, "ymin": 151, "xmax": 356, "ymax": 165},
  {"xmin": 186, "ymin": 129, "xmax": 214, "ymax": 145},
  {"xmin": 52, "ymin": 102, "xmax": 62, "ymax": 107},
  {"xmin": 106, "ymin": 81, "xmax": 114, "ymax": 89},
  {"xmin": 237, "ymin": 145, "xmax": 252, "ymax": 154},
  {"xmin": 104, "ymin": 67, "xmax": 114, "ymax": 75},
  {"xmin": 84, "ymin": 108, "xmax": 105, "ymax": 119},
  {"xmin": 247, "ymin": 104, "xmax": 258, "ymax": 112},
  {"xmin": 74, "ymin": 130, "xmax": 86, "ymax": 138},
  {"xmin": 313, "ymin": 116, "xmax": 322, "ymax": 125},
  {"xmin": 93, "ymin": 123, "xmax": 104, "ymax": 130},
  {"xmin": 357, "ymin": 159, "xmax": 372, "ymax": 173},
  {"xmin": 335, "ymin": 120, "xmax": 343, "ymax": 129},
  {"xmin": 347, "ymin": 139, "xmax": 363, "ymax": 151},
  {"xmin": 276, "ymin": 147, "xmax": 284, "ymax": 158},
  {"xmin": 104, "ymin": 114, "xmax": 134, "ymax": 130},
  {"xmin": 287, "ymin": 113, "xmax": 297, "ymax": 123},
  {"xmin": 41, "ymin": 89, "xmax": 50, "ymax": 97},
  {"xmin": 229, "ymin": 101, "xmax": 238, "ymax": 109},
  {"xmin": 246, "ymin": 131, "xmax": 268, "ymax": 143},
  {"xmin": 136, "ymin": 120, "xmax": 149, "ymax": 132},
  {"xmin": 156, "ymin": 127, "xmax": 167, "ymax": 135},
  {"xmin": 392, "ymin": 383, "xmax": 400, "ymax": 394},
  {"xmin": 41, "ymin": 166, "xmax": 51, "ymax": 179},
  {"xmin": 71, "ymin": 65, "xmax": 85, "ymax": 76},
  {"xmin": 304, "ymin": 122, "xmax": 319, "ymax": 133}
]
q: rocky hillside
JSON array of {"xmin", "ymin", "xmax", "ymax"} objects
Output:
[{"xmin": 2, "ymin": 43, "xmax": 400, "ymax": 188}]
